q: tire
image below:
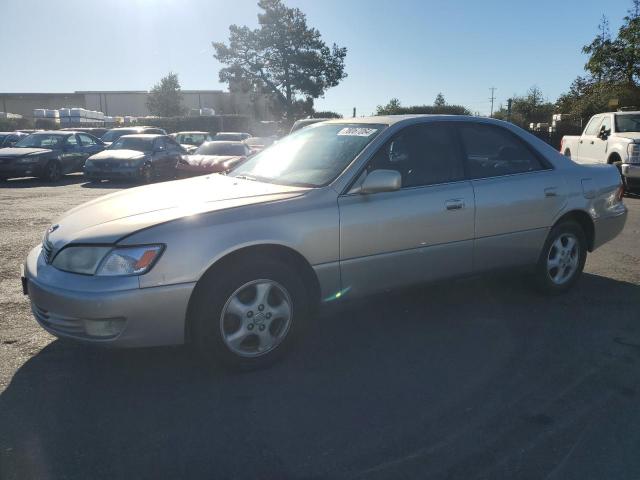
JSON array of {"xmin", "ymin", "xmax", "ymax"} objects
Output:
[
  {"xmin": 42, "ymin": 160, "xmax": 62, "ymax": 183},
  {"xmin": 534, "ymin": 221, "xmax": 587, "ymax": 295},
  {"xmin": 190, "ymin": 256, "xmax": 309, "ymax": 370},
  {"xmin": 140, "ymin": 164, "xmax": 153, "ymax": 184},
  {"xmin": 564, "ymin": 149, "xmax": 571, "ymax": 158}
]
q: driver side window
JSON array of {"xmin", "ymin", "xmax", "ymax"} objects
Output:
[{"xmin": 367, "ymin": 124, "xmax": 464, "ymax": 188}]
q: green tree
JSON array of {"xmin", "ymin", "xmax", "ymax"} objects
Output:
[
  {"xmin": 146, "ymin": 72, "xmax": 186, "ymax": 117},
  {"xmin": 213, "ymin": 0, "xmax": 347, "ymax": 120},
  {"xmin": 494, "ymin": 86, "xmax": 554, "ymax": 127},
  {"xmin": 376, "ymin": 98, "xmax": 470, "ymax": 115},
  {"xmin": 311, "ymin": 110, "xmax": 342, "ymax": 118},
  {"xmin": 434, "ymin": 92, "xmax": 446, "ymax": 107}
]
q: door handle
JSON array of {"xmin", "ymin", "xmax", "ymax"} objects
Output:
[
  {"xmin": 579, "ymin": 140, "xmax": 583, "ymax": 144},
  {"xmin": 590, "ymin": 140, "xmax": 594, "ymax": 144},
  {"xmin": 544, "ymin": 187, "xmax": 558, "ymax": 197},
  {"xmin": 445, "ymin": 199, "xmax": 464, "ymax": 210}
]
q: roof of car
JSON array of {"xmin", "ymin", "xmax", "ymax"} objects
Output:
[
  {"xmin": 201, "ymin": 140, "xmax": 245, "ymax": 145},
  {"xmin": 29, "ymin": 130, "xmax": 73, "ymax": 135},
  {"xmin": 176, "ymin": 131, "xmax": 209, "ymax": 134},
  {"xmin": 117, "ymin": 134, "xmax": 165, "ymax": 139},
  {"xmin": 215, "ymin": 132, "xmax": 250, "ymax": 135},
  {"xmin": 320, "ymin": 114, "xmax": 509, "ymax": 126},
  {"xmin": 107, "ymin": 126, "xmax": 158, "ymax": 131}
]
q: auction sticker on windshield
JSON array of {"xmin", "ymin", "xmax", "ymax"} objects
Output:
[{"xmin": 337, "ymin": 127, "xmax": 378, "ymax": 137}]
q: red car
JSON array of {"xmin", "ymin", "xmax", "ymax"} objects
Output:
[{"xmin": 176, "ymin": 141, "xmax": 252, "ymax": 177}]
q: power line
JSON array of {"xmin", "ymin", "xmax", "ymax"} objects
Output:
[{"xmin": 489, "ymin": 87, "xmax": 497, "ymax": 117}]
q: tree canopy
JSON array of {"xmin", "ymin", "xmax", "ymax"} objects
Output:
[
  {"xmin": 493, "ymin": 86, "xmax": 555, "ymax": 128},
  {"xmin": 213, "ymin": 0, "xmax": 347, "ymax": 120},
  {"xmin": 557, "ymin": 1, "xmax": 640, "ymax": 119},
  {"xmin": 375, "ymin": 97, "xmax": 470, "ymax": 116},
  {"xmin": 146, "ymin": 72, "xmax": 186, "ymax": 117}
]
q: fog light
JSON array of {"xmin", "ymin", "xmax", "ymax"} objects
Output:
[{"xmin": 83, "ymin": 318, "xmax": 125, "ymax": 337}]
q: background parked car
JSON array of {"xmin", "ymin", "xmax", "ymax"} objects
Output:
[
  {"xmin": 212, "ymin": 132, "xmax": 251, "ymax": 142},
  {"xmin": 172, "ymin": 131, "xmax": 213, "ymax": 154},
  {"xmin": 60, "ymin": 127, "xmax": 109, "ymax": 139},
  {"xmin": 0, "ymin": 131, "xmax": 28, "ymax": 148},
  {"xmin": 176, "ymin": 140, "xmax": 251, "ymax": 177},
  {"xmin": 0, "ymin": 131, "xmax": 104, "ymax": 182},
  {"xmin": 100, "ymin": 126, "xmax": 167, "ymax": 146},
  {"xmin": 84, "ymin": 134, "xmax": 185, "ymax": 183},
  {"xmin": 289, "ymin": 118, "xmax": 329, "ymax": 134},
  {"xmin": 244, "ymin": 136, "xmax": 276, "ymax": 153}
]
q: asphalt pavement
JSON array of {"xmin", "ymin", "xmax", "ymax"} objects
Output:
[{"xmin": 1, "ymin": 175, "xmax": 639, "ymax": 479}]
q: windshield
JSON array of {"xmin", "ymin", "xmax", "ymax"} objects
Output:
[
  {"xmin": 214, "ymin": 133, "xmax": 246, "ymax": 141},
  {"xmin": 615, "ymin": 114, "xmax": 640, "ymax": 133},
  {"xmin": 195, "ymin": 142, "xmax": 247, "ymax": 156},
  {"xmin": 109, "ymin": 137, "xmax": 154, "ymax": 152},
  {"xmin": 245, "ymin": 137, "xmax": 274, "ymax": 146},
  {"xmin": 101, "ymin": 129, "xmax": 137, "ymax": 142},
  {"xmin": 176, "ymin": 133, "xmax": 207, "ymax": 145},
  {"xmin": 15, "ymin": 133, "xmax": 65, "ymax": 149},
  {"xmin": 229, "ymin": 123, "xmax": 384, "ymax": 187}
]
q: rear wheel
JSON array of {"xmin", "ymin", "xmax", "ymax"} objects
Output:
[
  {"xmin": 534, "ymin": 221, "xmax": 587, "ymax": 294},
  {"xmin": 564, "ymin": 149, "xmax": 571, "ymax": 158},
  {"xmin": 190, "ymin": 257, "xmax": 309, "ymax": 370},
  {"xmin": 42, "ymin": 160, "xmax": 62, "ymax": 183}
]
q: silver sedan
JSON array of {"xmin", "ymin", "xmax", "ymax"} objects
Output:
[{"xmin": 23, "ymin": 115, "xmax": 627, "ymax": 369}]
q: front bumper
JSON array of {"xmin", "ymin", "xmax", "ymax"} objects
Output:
[
  {"xmin": 83, "ymin": 165, "xmax": 144, "ymax": 180},
  {"xmin": 24, "ymin": 245, "xmax": 195, "ymax": 347},
  {"xmin": 621, "ymin": 163, "xmax": 640, "ymax": 179},
  {"xmin": 0, "ymin": 161, "xmax": 46, "ymax": 178},
  {"xmin": 176, "ymin": 163, "xmax": 222, "ymax": 178}
]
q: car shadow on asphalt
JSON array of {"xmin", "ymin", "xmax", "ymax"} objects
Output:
[
  {"xmin": 0, "ymin": 174, "xmax": 87, "ymax": 189},
  {"xmin": 80, "ymin": 180, "xmax": 136, "ymax": 189},
  {"xmin": 2, "ymin": 273, "xmax": 640, "ymax": 479}
]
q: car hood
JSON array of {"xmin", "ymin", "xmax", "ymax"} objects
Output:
[
  {"xmin": 88, "ymin": 149, "xmax": 147, "ymax": 161},
  {"xmin": 45, "ymin": 174, "xmax": 308, "ymax": 248},
  {"xmin": 0, "ymin": 147, "xmax": 52, "ymax": 158},
  {"xmin": 183, "ymin": 154, "xmax": 244, "ymax": 168}
]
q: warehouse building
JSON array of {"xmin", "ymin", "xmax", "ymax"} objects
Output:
[{"xmin": 0, "ymin": 90, "xmax": 274, "ymax": 120}]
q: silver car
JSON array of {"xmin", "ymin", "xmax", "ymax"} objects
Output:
[{"xmin": 23, "ymin": 116, "xmax": 627, "ymax": 369}]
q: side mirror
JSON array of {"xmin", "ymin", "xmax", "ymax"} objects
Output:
[
  {"xmin": 359, "ymin": 169, "xmax": 401, "ymax": 194},
  {"xmin": 598, "ymin": 126, "xmax": 611, "ymax": 140}
]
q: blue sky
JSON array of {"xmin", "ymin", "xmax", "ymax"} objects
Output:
[{"xmin": 0, "ymin": 0, "xmax": 633, "ymax": 115}]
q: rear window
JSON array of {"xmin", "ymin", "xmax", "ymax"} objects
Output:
[{"xmin": 101, "ymin": 129, "xmax": 137, "ymax": 142}]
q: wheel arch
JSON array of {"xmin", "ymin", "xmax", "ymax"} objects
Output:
[
  {"xmin": 607, "ymin": 151, "xmax": 622, "ymax": 164},
  {"xmin": 184, "ymin": 243, "xmax": 321, "ymax": 343},
  {"xmin": 553, "ymin": 210, "xmax": 595, "ymax": 251}
]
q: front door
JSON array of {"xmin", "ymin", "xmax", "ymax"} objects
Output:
[
  {"xmin": 580, "ymin": 114, "xmax": 610, "ymax": 164},
  {"xmin": 338, "ymin": 123, "xmax": 475, "ymax": 297}
]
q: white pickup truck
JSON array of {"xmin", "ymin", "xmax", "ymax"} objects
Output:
[{"xmin": 561, "ymin": 111, "xmax": 640, "ymax": 189}]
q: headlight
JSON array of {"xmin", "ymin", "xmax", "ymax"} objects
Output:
[
  {"xmin": 627, "ymin": 143, "xmax": 640, "ymax": 164},
  {"xmin": 52, "ymin": 245, "xmax": 163, "ymax": 276},
  {"xmin": 97, "ymin": 245, "xmax": 163, "ymax": 276},
  {"xmin": 17, "ymin": 155, "xmax": 42, "ymax": 164}
]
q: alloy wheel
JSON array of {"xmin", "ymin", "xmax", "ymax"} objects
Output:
[
  {"xmin": 219, "ymin": 279, "xmax": 293, "ymax": 358},
  {"xmin": 546, "ymin": 233, "xmax": 580, "ymax": 285}
]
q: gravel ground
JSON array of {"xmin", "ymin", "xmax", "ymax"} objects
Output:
[{"xmin": 1, "ymin": 175, "xmax": 639, "ymax": 479}]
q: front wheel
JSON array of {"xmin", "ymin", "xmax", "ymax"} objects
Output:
[
  {"xmin": 190, "ymin": 257, "xmax": 309, "ymax": 370},
  {"xmin": 42, "ymin": 160, "xmax": 62, "ymax": 183},
  {"xmin": 534, "ymin": 221, "xmax": 587, "ymax": 294}
]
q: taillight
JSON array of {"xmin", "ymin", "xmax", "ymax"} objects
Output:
[{"xmin": 559, "ymin": 138, "xmax": 564, "ymax": 153}]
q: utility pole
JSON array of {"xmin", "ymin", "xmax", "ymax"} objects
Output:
[
  {"xmin": 507, "ymin": 98, "xmax": 513, "ymax": 122},
  {"xmin": 352, "ymin": 107, "xmax": 356, "ymax": 118},
  {"xmin": 489, "ymin": 87, "xmax": 497, "ymax": 117}
]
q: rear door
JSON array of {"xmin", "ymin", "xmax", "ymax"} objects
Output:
[
  {"xmin": 456, "ymin": 123, "xmax": 567, "ymax": 272},
  {"xmin": 338, "ymin": 122, "xmax": 475, "ymax": 297}
]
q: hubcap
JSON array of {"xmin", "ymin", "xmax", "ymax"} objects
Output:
[
  {"xmin": 547, "ymin": 233, "xmax": 579, "ymax": 285},
  {"xmin": 219, "ymin": 279, "xmax": 293, "ymax": 358}
]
